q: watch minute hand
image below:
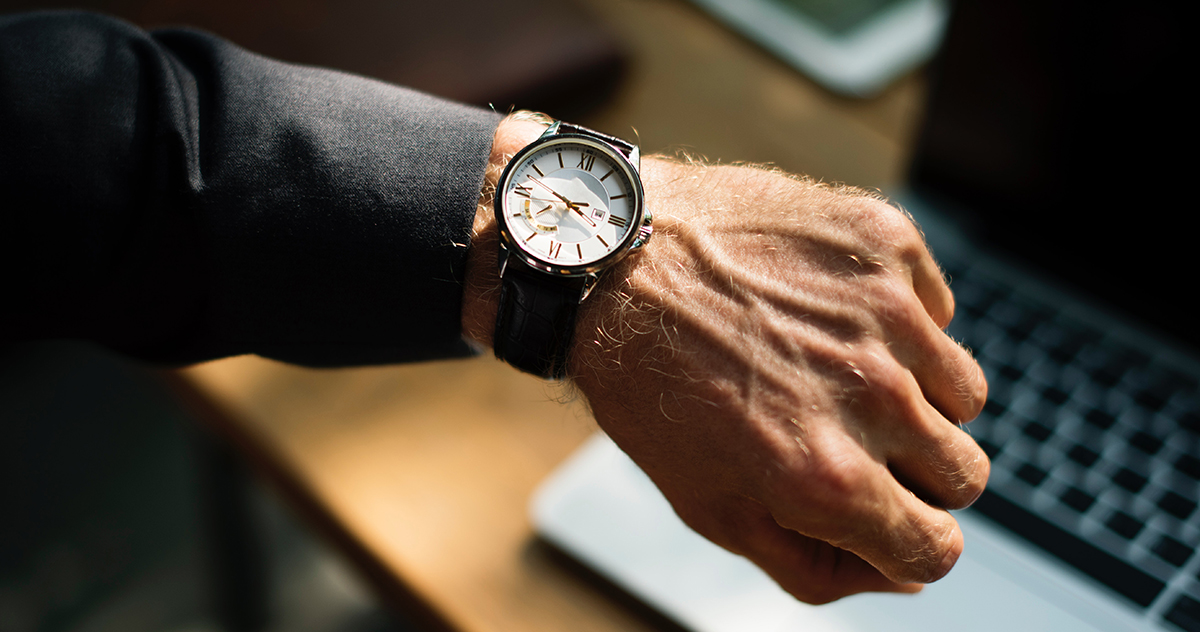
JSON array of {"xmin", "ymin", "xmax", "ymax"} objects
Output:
[
  {"xmin": 570, "ymin": 204, "xmax": 596, "ymax": 227},
  {"xmin": 528, "ymin": 177, "xmax": 588, "ymax": 208}
]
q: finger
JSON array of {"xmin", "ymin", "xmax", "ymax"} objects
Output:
[
  {"xmin": 839, "ymin": 341, "xmax": 988, "ymax": 508},
  {"xmin": 891, "ymin": 303, "xmax": 988, "ymax": 424},
  {"xmin": 763, "ymin": 428, "xmax": 967, "ymax": 585},
  {"xmin": 738, "ymin": 506, "xmax": 923, "ymax": 604},
  {"xmin": 679, "ymin": 494, "xmax": 923, "ymax": 604},
  {"xmin": 879, "ymin": 370, "xmax": 991, "ymax": 509},
  {"xmin": 909, "ymin": 249, "xmax": 955, "ymax": 328}
]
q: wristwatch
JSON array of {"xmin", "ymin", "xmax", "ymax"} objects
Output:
[{"xmin": 493, "ymin": 120, "xmax": 653, "ymax": 379}]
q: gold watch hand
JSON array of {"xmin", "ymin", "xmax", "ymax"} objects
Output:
[
  {"xmin": 570, "ymin": 204, "xmax": 597, "ymax": 227},
  {"xmin": 528, "ymin": 177, "xmax": 589, "ymax": 209}
]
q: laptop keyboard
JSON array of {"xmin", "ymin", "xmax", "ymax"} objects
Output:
[{"xmin": 942, "ymin": 255, "xmax": 1200, "ymax": 630}]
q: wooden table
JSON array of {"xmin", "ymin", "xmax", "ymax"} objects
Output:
[{"xmin": 165, "ymin": 0, "xmax": 927, "ymax": 630}]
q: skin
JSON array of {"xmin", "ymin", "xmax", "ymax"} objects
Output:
[{"xmin": 462, "ymin": 116, "xmax": 989, "ymax": 604}]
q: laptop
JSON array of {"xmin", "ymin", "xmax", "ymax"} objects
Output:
[
  {"xmin": 683, "ymin": 0, "xmax": 950, "ymax": 97},
  {"xmin": 532, "ymin": 2, "xmax": 1196, "ymax": 631}
]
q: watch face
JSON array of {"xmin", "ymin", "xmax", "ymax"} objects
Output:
[{"xmin": 497, "ymin": 135, "xmax": 644, "ymax": 274}]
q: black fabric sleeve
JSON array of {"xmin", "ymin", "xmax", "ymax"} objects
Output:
[{"xmin": 0, "ymin": 11, "xmax": 502, "ymax": 366}]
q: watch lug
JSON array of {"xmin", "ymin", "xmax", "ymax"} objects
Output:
[
  {"xmin": 497, "ymin": 243, "xmax": 512, "ymax": 277},
  {"xmin": 541, "ymin": 120, "xmax": 562, "ymax": 138},
  {"xmin": 579, "ymin": 273, "xmax": 600, "ymax": 302},
  {"xmin": 629, "ymin": 144, "xmax": 641, "ymax": 170}
]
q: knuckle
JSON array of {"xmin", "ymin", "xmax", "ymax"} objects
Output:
[
  {"xmin": 948, "ymin": 348, "xmax": 989, "ymax": 422},
  {"xmin": 810, "ymin": 455, "xmax": 867, "ymax": 500},
  {"xmin": 781, "ymin": 441, "xmax": 873, "ymax": 516},
  {"xmin": 875, "ymin": 512, "xmax": 963, "ymax": 584},
  {"xmin": 966, "ymin": 358, "xmax": 989, "ymax": 415},
  {"xmin": 944, "ymin": 461, "xmax": 991, "ymax": 510},
  {"xmin": 901, "ymin": 528, "xmax": 962, "ymax": 584},
  {"xmin": 852, "ymin": 198, "xmax": 922, "ymax": 249},
  {"xmin": 833, "ymin": 347, "xmax": 913, "ymax": 413},
  {"xmin": 922, "ymin": 434, "xmax": 991, "ymax": 510},
  {"xmin": 765, "ymin": 436, "xmax": 858, "ymax": 504},
  {"xmin": 869, "ymin": 279, "xmax": 928, "ymax": 328},
  {"xmin": 941, "ymin": 280, "xmax": 959, "ymax": 323},
  {"xmin": 956, "ymin": 444, "xmax": 992, "ymax": 506}
]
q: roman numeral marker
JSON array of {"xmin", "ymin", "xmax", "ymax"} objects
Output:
[
  {"xmin": 577, "ymin": 154, "xmax": 596, "ymax": 171},
  {"xmin": 608, "ymin": 215, "xmax": 628, "ymax": 228}
]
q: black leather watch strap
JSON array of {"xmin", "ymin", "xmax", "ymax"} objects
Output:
[
  {"xmin": 555, "ymin": 122, "xmax": 635, "ymax": 157},
  {"xmin": 493, "ymin": 261, "xmax": 587, "ymax": 379}
]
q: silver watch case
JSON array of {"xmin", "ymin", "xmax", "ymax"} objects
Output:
[{"xmin": 495, "ymin": 122, "xmax": 652, "ymax": 288}]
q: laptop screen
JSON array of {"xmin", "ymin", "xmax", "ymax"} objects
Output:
[{"xmin": 907, "ymin": 1, "xmax": 1191, "ymax": 350}]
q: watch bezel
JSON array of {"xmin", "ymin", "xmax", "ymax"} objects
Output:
[{"xmin": 495, "ymin": 133, "xmax": 646, "ymax": 278}]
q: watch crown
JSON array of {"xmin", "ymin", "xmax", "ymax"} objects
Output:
[{"xmin": 632, "ymin": 213, "xmax": 653, "ymax": 249}]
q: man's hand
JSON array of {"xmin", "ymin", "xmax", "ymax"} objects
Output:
[{"xmin": 463, "ymin": 116, "xmax": 989, "ymax": 604}]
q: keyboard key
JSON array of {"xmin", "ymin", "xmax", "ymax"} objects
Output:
[
  {"xmin": 1152, "ymin": 535, "xmax": 1193, "ymax": 567},
  {"xmin": 1136, "ymin": 388, "xmax": 1174, "ymax": 412},
  {"xmin": 1081, "ymin": 344, "xmax": 1149, "ymax": 388},
  {"xmin": 989, "ymin": 300, "xmax": 1048, "ymax": 341},
  {"xmin": 998, "ymin": 363, "xmax": 1024, "ymax": 383},
  {"xmin": 1016, "ymin": 463, "xmax": 1049, "ymax": 487},
  {"xmin": 951, "ymin": 274, "xmax": 1004, "ymax": 315},
  {"xmin": 1176, "ymin": 454, "xmax": 1200, "ymax": 480},
  {"xmin": 1068, "ymin": 444, "xmax": 1100, "ymax": 467},
  {"xmin": 1179, "ymin": 408, "xmax": 1200, "ymax": 434},
  {"xmin": 1105, "ymin": 511, "xmax": 1144, "ymax": 540},
  {"xmin": 1061, "ymin": 486, "xmax": 1096, "ymax": 513},
  {"xmin": 1158, "ymin": 491, "xmax": 1197, "ymax": 520},
  {"xmin": 1023, "ymin": 421, "xmax": 1053, "ymax": 442},
  {"xmin": 1085, "ymin": 409, "xmax": 1117, "ymax": 430},
  {"xmin": 1133, "ymin": 367, "xmax": 1195, "ymax": 412},
  {"xmin": 987, "ymin": 380, "xmax": 1014, "ymax": 411},
  {"xmin": 1033, "ymin": 320, "xmax": 1095, "ymax": 365},
  {"xmin": 972, "ymin": 491, "xmax": 1165, "ymax": 607},
  {"xmin": 1093, "ymin": 366, "xmax": 1126, "ymax": 388},
  {"xmin": 1130, "ymin": 431, "xmax": 1164, "ymax": 455},
  {"xmin": 1165, "ymin": 594, "xmax": 1200, "ymax": 632},
  {"xmin": 1113, "ymin": 468, "xmax": 1149, "ymax": 494},
  {"xmin": 1042, "ymin": 386, "xmax": 1070, "ymax": 406}
]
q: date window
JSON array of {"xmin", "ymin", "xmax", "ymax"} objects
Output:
[{"xmin": 592, "ymin": 208, "xmax": 604, "ymax": 220}]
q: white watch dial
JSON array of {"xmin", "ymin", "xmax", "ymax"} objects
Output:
[{"xmin": 499, "ymin": 137, "xmax": 641, "ymax": 269}]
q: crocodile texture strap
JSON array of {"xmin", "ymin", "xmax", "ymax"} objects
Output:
[{"xmin": 493, "ymin": 262, "xmax": 587, "ymax": 379}]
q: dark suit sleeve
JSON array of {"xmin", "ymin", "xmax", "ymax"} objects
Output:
[{"xmin": 0, "ymin": 11, "xmax": 502, "ymax": 366}]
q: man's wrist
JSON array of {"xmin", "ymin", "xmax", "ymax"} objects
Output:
[{"xmin": 461, "ymin": 113, "xmax": 549, "ymax": 349}]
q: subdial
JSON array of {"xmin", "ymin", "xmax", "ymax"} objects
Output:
[{"xmin": 520, "ymin": 199, "xmax": 561, "ymax": 234}]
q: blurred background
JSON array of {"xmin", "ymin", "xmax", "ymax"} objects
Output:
[{"xmin": 0, "ymin": 1, "xmax": 951, "ymax": 631}]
